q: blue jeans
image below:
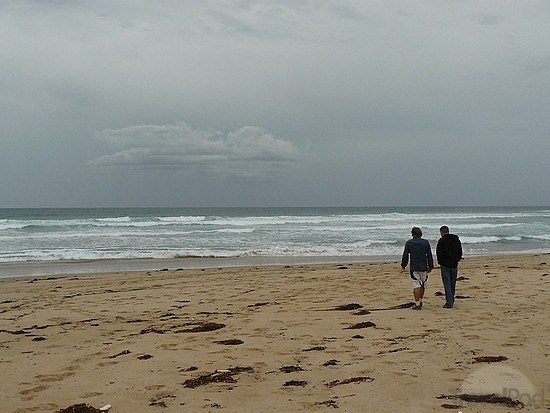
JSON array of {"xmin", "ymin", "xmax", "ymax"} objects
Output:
[{"xmin": 440, "ymin": 266, "xmax": 458, "ymax": 307}]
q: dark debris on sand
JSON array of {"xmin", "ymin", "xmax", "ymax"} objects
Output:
[
  {"xmin": 140, "ymin": 327, "xmax": 166, "ymax": 335},
  {"xmin": 32, "ymin": 336, "xmax": 46, "ymax": 341},
  {"xmin": 247, "ymin": 302, "xmax": 270, "ymax": 308},
  {"xmin": 149, "ymin": 400, "xmax": 168, "ymax": 408},
  {"xmin": 369, "ymin": 302, "xmax": 416, "ymax": 311},
  {"xmin": 328, "ymin": 303, "xmax": 363, "ymax": 311},
  {"xmin": 183, "ymin": 367, "xmax": 254, "ymax": 388},
  {"xmin": 378, "ymin": 347, "xmax": 409, "ymax": 355},
  {"xmin": 176, "ymin": 322, "xmax": 226, "ymax": 333},
  {"xmin": 473, "ymin": 355, "xmax": 508, "ymax": 363},
  {"xmin": 302, "ymin": 346, "xmax": 326, "ymax": 352},
  {"xmin": 56, "ymin": 404, "xmax": 102, "ymax": 413},
  {"xmin": 317, "ymin": 399, "xmax": 339, "ymax": 408},
  {"xmin": 140, "ymin": 322, "xmax": 226, "ymax": 335},
  {"xmin": 345, "ymin": 321, "xmax": 376, "ymax": 329},
  {"xmin": 322, "ymin": 359, "xmax": 339, "ymax": 366},
  {"xmin": 0, "ymin": 329, "xmax": 28, "ymax": 335},
  {"xmin": 107, "ymin": 349, "xmax": 131, "ymax": 359},
  {"xmin": 280, "ymin": 365, "xmax": 304, "ymax": 373},
  {"xmin": 214, "ymin": 339, "xmax": 244, "ymax": 345},
  {"xmin": 441, "ymin": 403, "xmax": 463, "ymax": 409},
  {"xmin": 282, "ymin": 380, "xmax": 307, "ymax": 387},
  {"xmin": 326, "ymin": 376, "xmax": 374, "ymax": 388},
  {"xmin": 180, "ymin": 366, "xmax": 198, "ymax": 372},
  {"xmin": 438, "ymin": 393, "xmax": 524, "ymax": 408}
]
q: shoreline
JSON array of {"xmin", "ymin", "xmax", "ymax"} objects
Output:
[
  {"xmin": 0, "ymin": 250, "xmax": 544, "ymax": 280},
  {"xmin": 0, "ymin": 255, "xmax": 401, "ymax": 279}
]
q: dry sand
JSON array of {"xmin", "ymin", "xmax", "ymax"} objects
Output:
[{"xmin": 1, "ymin": 254, "xmax": 549, "ymax": 412}]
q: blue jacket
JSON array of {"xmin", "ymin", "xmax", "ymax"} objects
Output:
[{"xmin": 401, "ymin": 236, "xmax": 434, "ymax": 272}]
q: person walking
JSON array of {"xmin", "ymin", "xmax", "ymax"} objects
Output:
[
  {"xmin": 436, "ymin": 225, "xmax": 463, "ymax": 308},
  {"xmin": 401, "ymin": 227, "xmax": 434, "ymax": 310}
]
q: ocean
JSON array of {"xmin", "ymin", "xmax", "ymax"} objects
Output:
[{"xmin": 1, "ymin": 207, "xmax": 549, "ymax": 276}]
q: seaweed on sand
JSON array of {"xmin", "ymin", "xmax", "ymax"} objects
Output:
[
  {"xmin": 57, "ymin": 404, "xmax": 102, "ymax": 413},
  {"xmin": 328, "ymin": 303, "xmax": 363, "ymax": 311},
  {"xmin": 326, "ymin": 376, "xmax": 374, "ymax": 388},
  {"xmin": 473, "ymin": 355, "xmax": 508, "ymax": 363},
  {"xmin": 369, "ymin": 302, "xmax": 416, "ymax": 311},
  {"xmin": 345, "ymin": 321, "xmax": 376, "ymax": 329},
  {"xmin": 280, "ymin": 365, "xmax": 304, "ymax": 373},
  {"xmin": 437, "ymin": 393, "xmax": 524, "ymax": 408},
  {"xmin": 214, "ymin": 339, "xmax": 244, "ymax": 345},
  {"xmin": 176, "ymin": 322, "xmax": 225, "ymax": 333},
  {"xmin": 302, "ymin": 346, "xmax": 326, "ymax": 352},
  {"xmin": 283, "ymin": 380, "xmax": 307, "ymax": 387},
  {"xmin": 183, "ymin": 367, "xmax": 254, "ymax": 388}
]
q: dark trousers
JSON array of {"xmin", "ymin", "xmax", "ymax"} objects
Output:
[{"xmin": 440, "ymin": 266, "xmax": 458, "ymax": 307}]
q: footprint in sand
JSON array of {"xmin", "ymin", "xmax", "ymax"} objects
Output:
[
  {"xmin": 145, "ymin": 384, "xmax": 167, "ymax": 391},
  {"xmin": 19, "ymin": 384, "xmax": 50, "ymax": 401},
  {"xmin": 502, "ymin": 342, "xmax": 523, "ymax": 347},
  {"xmin": 392, "ymin": 371, "xmax": 415, "ymax": 377},
  {"xmin": 160, "ymin": 343, "xmax": 179, "ymax": 350},
  {"xmin": 461, "ymin": 334, "xmax": 480, "ymax": 339},
  {"xmin": 35, "ymin": 371, "xmax": 75, "ymax": 382},
  {"xmin": 16, "ymin": 402, "xmax": 59, "ymax": 412},
  {"xmin": 97, "ymin": 360, "xmax": 120, "ymax": 367},
  {"xmin": 80, "ymin": 392, "xmax": 104, "ymax": 398}
]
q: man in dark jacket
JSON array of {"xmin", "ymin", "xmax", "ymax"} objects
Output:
[
  {"xmin": 436, "ymin": 225, "xmax": 463, "ymax": 308},
  {"xmin": 401, "ymin": 227, "xmax": 434, "ymax": 310}
]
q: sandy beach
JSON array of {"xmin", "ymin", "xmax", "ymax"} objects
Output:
[{"xmin": 1, "ymin": 254, "xmax": 549, "ymax": 412}]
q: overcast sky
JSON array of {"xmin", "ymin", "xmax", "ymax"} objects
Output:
[{"xmin": 1, "ymin": 1, "xmax": 549, "ymax": 207}]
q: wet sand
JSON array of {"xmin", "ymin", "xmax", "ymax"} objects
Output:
[
  {"xmin": 1, "ymin": 254, "xmax": 549, "ymax": 412},
  {"xmin": 0, "ymin": 255, "xmax": 394, "ymax": 279}
]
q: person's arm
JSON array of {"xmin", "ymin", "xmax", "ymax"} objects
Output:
[
  {"xmin": 426, "ymin": 243, "xmax": 434, "ymax": 272},
  {"xmin": 457, "ymin": 238, "xmax": 463, "ymax": 261},
  {"xmin": 401, "ymin": 242, "xmax": 409, "ymax": 269},
  {"xmin": 436, "ymin": 239, "xmax": 442, "ymax": 265}
]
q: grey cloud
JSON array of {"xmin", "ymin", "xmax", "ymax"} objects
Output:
[
  {"xmin": 328, "ymin": 4, "xmax": 363, "ymax": 21},
  {"xmin": 90, "ymin": 122, "xmax": 302, "ymax": 180},
  {"xmin": 526, "ymin": 54, "xmax": 550, "ymax": 74},
  {"xmin": 46, "ymin": 81, "xmax": 100, "ymax": 109},
  {"xmin": 206, "ymin": 8, "xmax": 257, "ymax": 35},
  {"xmin": 475, "ymin": 13, "xmax": 504, "ymax": 26}
]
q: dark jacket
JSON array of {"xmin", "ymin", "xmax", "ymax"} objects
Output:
[
  {"xmin": 436, "ymin": 233, "xmax": 463, "ymax": 268},
  {"xmin": 401, "ymin": 236, "xmax": 434, "ymax": 272}
]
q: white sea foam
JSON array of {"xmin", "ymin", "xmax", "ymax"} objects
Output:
[
  {"xmin": 157, "ymin": 216, "xmax": 206, "ymax": 223},
  {"xmin": 96, "ymin": 216, "xmax": 132, "ymax": 222}
]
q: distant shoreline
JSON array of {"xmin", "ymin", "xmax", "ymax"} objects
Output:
[
  {"xmin": 0, "ymin": 255, "xmax": 400, "ymax": 279},
  {"xmin": 2, "ymin": 250, "xmax": 548, "ymax": 279}
]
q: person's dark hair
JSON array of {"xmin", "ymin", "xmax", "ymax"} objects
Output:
[
  {"xmin": 440, "ymin": 225, "xmax": 449, "ymax": 234},
  {"xmin": 411, "ymin": 227, "xmax": 422, "ymax": 237}
]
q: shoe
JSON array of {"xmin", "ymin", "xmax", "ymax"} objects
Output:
[
  {"xmin": 443, "ymin": 304, "xmax": 453, "ymax": 308},
  {"xmin": 412, "ymin": 304, "xmax": 422, "ymax": 310}
]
